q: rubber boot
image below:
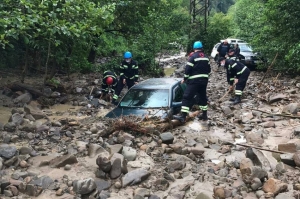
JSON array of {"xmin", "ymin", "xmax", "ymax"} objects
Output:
[
  {"xmin": 229, "ymin": 96, "xmax": 235, "ymax": 101},
  {"xmin": 233, "ymin": 95, "xmax": 241, "ymax": 105},
  {"xmin": 198, "ymin": 110, "xmax": 208, "ymax": 121},
  {"xmin": 173, "ymin": 112, "xmax": 187, "ymax": 123},
  {"xmin": 112, "ymin": 99, "xmax": 118, "ymax": 106}
]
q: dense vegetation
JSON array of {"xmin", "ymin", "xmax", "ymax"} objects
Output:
[{"xmin": 0, "ymin": 0, "xmax": 299, "ymax": 82}]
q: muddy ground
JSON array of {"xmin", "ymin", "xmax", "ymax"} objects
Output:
[{"xmin": 0, "ymin": 53, "xmax": 300, "ymax": 199}]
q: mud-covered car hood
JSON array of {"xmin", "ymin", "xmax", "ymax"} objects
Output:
[
  {"xmin": 105, "ymin": 107, "xmax": 169, "ymax": 118},
  {"xmin": 240, "ymin": 51, "xmax": 256, "ymax": 57}
]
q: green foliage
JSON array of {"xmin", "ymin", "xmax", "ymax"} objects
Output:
[
  {"xmin": 229, "ymin": 0, "xmax": 300, "ymax": 72},
  {"xmin": 49, "ymin": 77, "xmax": 60, "ymax": 88}
]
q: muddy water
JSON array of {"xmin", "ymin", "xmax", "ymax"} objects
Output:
[{"xmin": 164, "ymin": 68, "xmax": 176, "ymax": 77}]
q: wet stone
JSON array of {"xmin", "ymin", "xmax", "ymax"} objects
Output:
[
  {"xmin": 122, "ymin": 168, "xmax": 150, "ymax": 187},
  {"xmin": 160, "ymin": 132, "xmax": 174, "ymax": 144},
  {"xmin": 30, "ymin": 175, "xmax": 53, "ymax": 189},
  {"xmin": 73, "ymin": 178, "xmax": 96, "ymax": 195},
  {"xmin": 110, "ymin": 158, "xmax": 122, "ymax": 179},
  {"xmin": 0, "ymin": 144, "xmax": 17, "ymax": 159}
]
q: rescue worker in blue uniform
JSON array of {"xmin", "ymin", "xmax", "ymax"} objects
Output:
[
  {"xmin": 173, "ymin": 41, "xmax": 211, "ymax": 122},
  {"xmin": 219, "ymin": 57, "xmax": 250, "ymax": 104},
  {"xmin": 100, "ymin": 71, "xmax": 118, "ymax": 101},
  {"xmin": 113, "ymin": 51, "xmax": 139, "ymax": 104}
]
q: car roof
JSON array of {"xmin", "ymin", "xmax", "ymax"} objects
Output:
[{"xmin": 132, "ymin": 78, "xmax": 181, "ymax": 90}]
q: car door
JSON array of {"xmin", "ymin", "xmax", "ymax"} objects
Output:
[{"xmin": 171, "ymin": 84, "xmax": 184, "ymax": 115}]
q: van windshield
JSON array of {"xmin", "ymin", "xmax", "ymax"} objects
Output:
[{"xmin": 239, "ymin": 44, "xmax": 253, "ymax": 52}]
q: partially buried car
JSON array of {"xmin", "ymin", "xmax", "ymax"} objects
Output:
[
  {"xmin": 105, "ymin": 78, "xmax": 185, "ymax": 119},
  {"xmin": 233, "ymin": 43, "xmax": 266, "ymax": 68}
]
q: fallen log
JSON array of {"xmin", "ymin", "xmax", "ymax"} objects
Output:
[{"xmin": 8, "ymin": 82, "xmax": 45, "ymax": 98}]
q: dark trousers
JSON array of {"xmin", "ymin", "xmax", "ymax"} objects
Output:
[
  {"xmin": 115, "ymin": 78, "xmax": 135, "ymax": 98},
  {"xmin": 235, "ymin": 68, "xmax": 250, "ymax": 96},
  {"xmin": 181, "ymin": 82, "xmax": 208, "ymax": 113}
]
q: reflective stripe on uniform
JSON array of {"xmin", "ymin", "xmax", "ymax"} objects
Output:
[
  {"xmin": 237, "ymin": 66, "xmax": 247, "ymax": 75},
  {"xmin": 120, "ymin": 73, "xmax": 124, "ymax": 76},
  {"xmin": 181, "ymin": 106, "xmax": 189, "ymax": 113},
  {"xmin": 113, "ymin": 95, "xmax": 118, "ymax": 99},
  {"xmin": 199, "ymin": 105, "xmax": 208, "ymax": 111},
  {"xmin": 230, "ymin": 63, "xmax": 237, "ymax": 68},
  {"xmin": 230, "ymin": 78, "xmax": 235, "ymax": 81},
  {"xmin": 132, "ymin": 65, "xmax": 138, "ymax": 69},
  {"xmin": 123, "ymin": 65, "xmax": 128, "ymax": 69},
  {"xmin": 194, "ymin": 57, "xmax": 209, "ymax": 62},
  {"xmin": 188, "ymin": 74, "xmax": 209, "ymax": 79},
  {"xmin": 187, "ymin": 62, "xmax": 194, "ymax": 66},
  {"xmin": 235, "ymin": 90, "xmax": 243, "ymax": 95},
  {"xmin": 184, "ymin": 74, "xmax": 189, "ymax": 78}
]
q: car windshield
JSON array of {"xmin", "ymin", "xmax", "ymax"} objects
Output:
[
  {"xmin": 239, "ymin": 44, "xmax": 253, "ymax": 52},
  {"xmin": 119, "ymin": 89, "xmax": 169, "ymax": 108}
]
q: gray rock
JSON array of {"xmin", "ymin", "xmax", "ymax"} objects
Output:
[
  {"xmin": 251, "ymin": 177, "xmax": 262, "ymax": 191},
  {"xmin": 24, "ymin": 104, "xmax": 45, "ymax": 120},
  {"xmin": 160, "ymin": 132, "xmax": 174, "ymax": 144},
  {"xmin": 218, "ymin": 168, "xmax": 229, "ymax": 177},
  {"xmin": 275, "ymin": 192, "xmax": 294, "ymax": 199},
  {"xmin": 246, "ymin": 148, "xmax": 272, "ymax": 171},
  {"xmin": 95, "ymin": 179, "xmax": 111, "ymax": 192},
  {"xmin": 107, "ymin": 144, "xmax": 123, "ymax": 155},
  {"xmin": 9, "ymin": 113, "xmax": 24, "ymax": 125},
  {"xmin": 196, "ymin": 192, "xmax": 213, "ymax": 199},
  {"xmin": 30, "ymin": 175, "xmax": 53, "ymax": 189},
  {"xmin": 122, "ymin": 146, "xmax": 137, "ymax": 161},
  {"xmin": 13, "ymin": 93, "xmax": 32, "ymax": 104},
  {"xmin": 282, "ymin": 103, "xmax": 299, "ymax": 114},
  {"xmin": 154, "ymin": 178, "xmax": 169, "ymax": 191},
  {"xmin": 96, "ymin": 156, "xmax": 111, "ymax": 172},
  {"xmin": 88, "ymin": 143, "xmax": 108, "ymax": 158},
  {"xmin": 293, "ymin": 151, "xmax": 300, "ymax": 167},
  {"xmin": 3, "ymin": 134, "xmax": 11, "ymax": 143},
  {"xmin": 122, "ymin": 168, "xmax": 150, "ymax": 187},
  {"xmin": 134, "ymin": 188, "xmax": 150, "ymax": 197},
  {"xmin": 241, "ymin": 166, "xmax": 268, "ymax": 184},
  {"xmin": 110, "ymin": 158, "xmax": 122, "ymax": 179},
  {"xmin": 49, "ymin": 154, "xmax": 78, "ymax": 168},
  {"xmin": 99, "ymin": 190, "xmax": 110, "ymax": 199},
  {"xmin": 4, "ymin": 122, "xmax": 17, "ymax": 132},
  {"xmin": 149, "ymin": 195, "xmax": 161, "ymax": 199},
  {"xmin": 4, "ymin": 190, "xmax": 13, "ymax": 197},
  {"xmin": 19, "ymin": 146, "xmax": 33, "ymax": 155},
  {"xmin": 268, "ymin": 93, "xmax": 286, "ymax": 104},
  {"xmin": 276, "ymin": 162, "xmax": 287, "ymax": 173},
  {"xmin": 110, "ymin": 153, "xmax": 127, "ymax": 174},
  {"xmin": 166, "ymin": 161, "xmax": 186, "ymax": 173},
  {"xmin": 0, "ymin": 144, "xmax": 17, "ymax": 159},
  {"xmin": 294, "ymin": 126, "xmax": 300, "ymax": 136},
  {"xmin": 280, "ymin": 153, "xmax": 295, "ymax": 166},
  {"xmin": 221, "ymin": 106, "xmax": 233, "ymax": 117},
  {"xmin": 19, "ymin": 123, "xmax": 36, "ymax": 132},
  {"xmin": 73, "ymin": 178, "xmax": 96, "ymax": 195},
  {"xmin": 11, "ymin": 171, "xmax": 29, "ymax": 180}
]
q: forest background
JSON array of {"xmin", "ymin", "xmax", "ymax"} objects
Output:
[{"xmin": 0, "ymin": 0, "xmax": 299, "ymax": 83}]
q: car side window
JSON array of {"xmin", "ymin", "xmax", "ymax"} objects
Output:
[{"xmin": 173, "ymin": 86, "xmax": 184, "ymax": 102}]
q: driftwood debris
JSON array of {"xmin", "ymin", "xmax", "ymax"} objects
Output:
[
  {"xmin": 100, "ymin": 111, "xmax": 201, "ymax": 138},
  {"xmin": 8, "ymin": 82, "xmax": 45, "ymax": 97}
]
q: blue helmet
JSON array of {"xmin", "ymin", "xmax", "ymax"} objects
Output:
[
  {"xmin": 193, "ymin": 41, "xmax": 203, "ymax": 49},
  {"xmin": 124, "ymin": 51, "xmax": 132, "ymax": 59}
]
